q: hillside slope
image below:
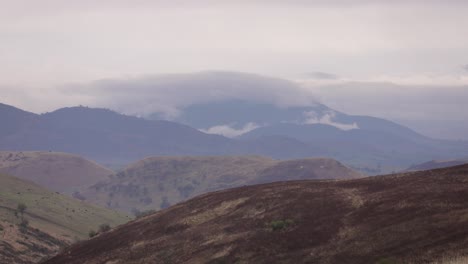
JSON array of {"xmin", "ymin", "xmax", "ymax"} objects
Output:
[
  {"xmin": 0, "ymin": 173, "xmax": 130, "ymax": 264},
  {"xmin": 80, "ymin": 156, "xmax": 362, "ymax": 213},
  {"xmin": 406, "ymin": 158, "xmax": 468, "ymax": 171},
  {"xmin": 46, "ymin": 164, "xmax": 468, "ymax": 264},
  {"xmin": 0, "ymin": 151, "xmax": 113, "ymax": 193}
]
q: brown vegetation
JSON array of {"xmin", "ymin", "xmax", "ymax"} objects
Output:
[
  {"xmin": 46, "ymin": 164, "xmax": 468, "ymax": 264},
  {"xmin": 0, "ymin": 151, "xmax": 113, "ymax": 193}
]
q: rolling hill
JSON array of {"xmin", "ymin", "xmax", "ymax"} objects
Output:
[
  {"xmin": 79, "ymin": 156, "xmax": 362, "ymax": 213},
  {"xmin": 0, "ymin": 173, "xmax": 131, "ymax": 264},
  {"xmin": 0, "ymin": 103, "xmax": 235, "ymax": 167},
  {"xmin": 0, "ymin": 151, "xmax": 113, "ymax": 193},
  {"xmin": 406, "ymin": 158, "xmax": 468, "ymax": 171},
  {"xmin": 45, "ymin": 164, "xmax": 468, "ymax": 264}
]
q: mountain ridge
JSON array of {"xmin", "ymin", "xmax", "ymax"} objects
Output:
[{"xmin": 1, "ymin": 101, "xmax": 468, "ymax": 173}]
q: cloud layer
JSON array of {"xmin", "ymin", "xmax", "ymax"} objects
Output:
[
  {"xmin": 303, "ymin": 111, "xmax": 359, "ymax": 131},
  {"xmin": 200, "ymin": 122, "xmax": 260, "ymax": 138},
  {"xmin": 63, "ymin": 71, "xmax": 317, "ymax": 118}
]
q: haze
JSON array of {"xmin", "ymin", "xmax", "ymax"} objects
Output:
[{"xmin": 1, "ymin": 0, "xmax": 467, "ymax": 139}]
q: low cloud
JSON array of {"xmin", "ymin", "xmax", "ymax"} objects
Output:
[
  {"xmin": 63, "ymin": 71, "xmax": 318, "ymax": 118},
  {"xmin": 303, "ymin": 110, "xmax": 359, "ymax": 130},
  {"xmin": 302, "ymin": 72, "xmax": 339, "ymax": 80},
  {"xmin": 200, "ymin": 122, "xmax": 260, "ymax": 138}
]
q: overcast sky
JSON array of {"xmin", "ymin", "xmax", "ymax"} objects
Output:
[{"xmin": 1, "ymin": 0, "xmax": 467, "ymax": 139}]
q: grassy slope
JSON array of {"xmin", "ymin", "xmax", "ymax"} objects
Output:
[
  {"xmin": 46, "ymin": 164, "xmax": 468, "ymax": 264},
  {"xmin": 81, "ymin": 156, "xmax": 362, "ymax": 213},
  {"xmin": 0, "ymin": 173, "xmax": 131, "ymax": 263},
  {"xmin": 0, "ymin": 151, "xmax": 113, "ymax": 193}
]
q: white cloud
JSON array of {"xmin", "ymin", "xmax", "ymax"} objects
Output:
[
  {"xmin": 303, "ymin": 110, "xmax": 359, "ymax": 130},
  {"xmin": 200, "ymin": 122, "xmax": 260, "ymax": 138}
]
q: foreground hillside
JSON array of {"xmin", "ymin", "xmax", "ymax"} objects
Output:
[
  {"xmin": 0, "ymin": 151, "xmax": 113, "ymax": 193},
  {"xmin": 0, "ymin": 173, "xmax": 130, "ymax": 264},
  {"xmin": 79, "ymin": 156, "xmax": 362, "ymax": 213},
  {"xmin": 46, "ymin": 164, "xmax": 468, "ymax": 264}
]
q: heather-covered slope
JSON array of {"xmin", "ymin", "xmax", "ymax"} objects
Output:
[{"xmin": 47, "ymin": 164, "xmax": 468, "ymax": 264}]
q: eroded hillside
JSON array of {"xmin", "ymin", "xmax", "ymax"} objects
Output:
[{"xmin": 79, "ymin": 156, "xmax": 362, "ymax": 213}]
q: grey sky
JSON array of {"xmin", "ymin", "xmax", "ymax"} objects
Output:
[{"xmin": 0, "ymin": 0, "xmax": 467, "ymax": 139}]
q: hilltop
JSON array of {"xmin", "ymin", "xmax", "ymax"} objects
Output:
[
  {"xmin": 0, "ymin": 151, "xmax": 113, "ymax": 193},
  {"xmin": 79, "ymin": 156, "xmax": 362, "ymax": 213},
  {"xmin": 406, "ymin": 158, "xmax": 468, "ymax": 171},
  {"xmin": 46, "ymin": 164, "xmax": 468, "ymax": 264},
  {"xmin": 0, "ymin": 173, "xmax": 131, "ymax": 264}
]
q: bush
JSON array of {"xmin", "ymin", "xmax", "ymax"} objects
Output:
[
  {"xmin": 18, "ymin": 219, "xmax": 29, "ymax": 233},
  {"xmin": 134, "ymin": 209, "xmax": 156, "ymax": 219},
  {"xmin": 88, "ymin": 230, "xmax": 97, "ymax": 238},
  {"xmin": 269, "ymin": 219, "xmax": 294, "ymax": 231},
  {"xmin": 98, "ymin": 223, "xmax": 111, "ymax": 233}
]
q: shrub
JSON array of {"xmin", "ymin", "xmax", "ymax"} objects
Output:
[
  {"xmin": 16, "ymin": 203, "xmax": 27, "ymax": 221},
  {"xmin": 88, "ymin": 230, "xmax": 97, "ymax": 238},
  {"xmin": 269, "ymin": 219, "xmax": 294, "ymax": 231},
  {"xmin": 135, "ymin": 209, "xmax": 157, "ymax": 219},
  {"xmin": 18, "ymin": 219, "xmax": 29, "ymax": 233},
  {"xmin": 99, "ymin": 223, "xmax": 111, "ymax": 233}
]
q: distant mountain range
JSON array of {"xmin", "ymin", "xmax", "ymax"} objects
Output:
[
  {"xmin": 45, "ymin": 163, "xmax": 468, "ymax": 264},
  {"xmin": 1, "ymin": 100, "xmax": 467, "ymax": 173}
]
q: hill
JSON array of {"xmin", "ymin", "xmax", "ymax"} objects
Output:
[
  {"xmin": 0, "ymin": 105, "xmax": 234, "ymax": 167},
  {"xmin": 239, "ymin": 122, "xmax": 468, "ymax": 174},
  {"xmin": 46, "ymin": 164, "xmax": 468, "ymax": 264},
  {"xmin": 79, "ymin": 156, "xmax": 362, "ymax": 213},
  {"xmin": 1, "ymin": 100, "xmax": 468, "ymax": 173},
  {"xmin": 0, "ymin": 151, "xmax": 113, "ymax": 193},
  {"xmin": 0, "ymin": 173, "xmax": 131, "ymax": 264},
  {"xmin": 406, "ymin": 158, "xmax": 468, "ymax": 171}
]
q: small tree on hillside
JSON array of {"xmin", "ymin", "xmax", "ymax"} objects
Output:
[
  {"xmin": 17, "ymin": 203, "xmax": 27, "ymax": 221},
  {"xmin": 99, "ymin": 223, "xmax": 111, "ymax": 233}
]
